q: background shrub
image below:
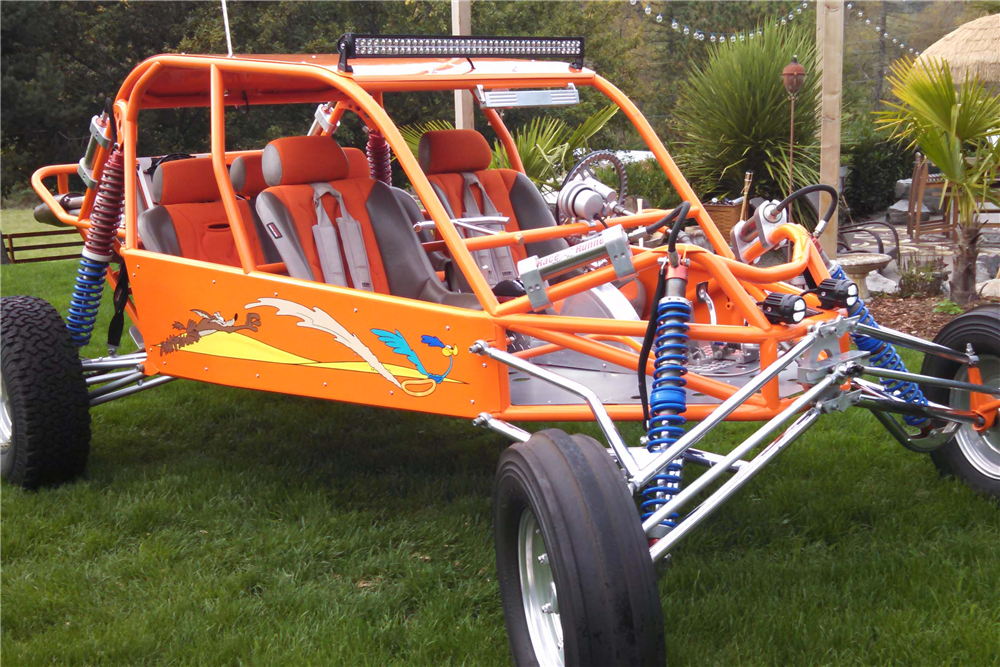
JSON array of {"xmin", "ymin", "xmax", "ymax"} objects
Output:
[
  {"xmin": 672, "ymin": 23, "xmax": 819, "ymax": 203},
  {"xmin": 843, "ymin": 120, "xmax": 914, "ymax": 217}
]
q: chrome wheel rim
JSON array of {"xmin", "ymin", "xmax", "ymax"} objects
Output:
[
  {"xmin": 518, "ymin": 508, "xmax": 564, "ymax": 666},
  {"xmin": 0, "ymin": 373, "xmax": 12, "ymax": 456},
  {"xmin": 951, "ymin": 354, "xmax": 1000, "ymax": 481}
]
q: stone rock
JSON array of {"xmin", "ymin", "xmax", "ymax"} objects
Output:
[
  {"xmin": 976, "ymin": 253, "xmax": 1000, "ymax": 282},
  {"xmin": 867, "ymin": 271, "xmax": 899, "ymax": 294},
  {"xmin": 976, "ymin": 278, "xmax": 1000, "ymax": 298}
]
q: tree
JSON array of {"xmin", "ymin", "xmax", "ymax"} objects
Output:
[{"xmin": 877, "ymin": 58, "xmax": 1000, "ymax": 304}]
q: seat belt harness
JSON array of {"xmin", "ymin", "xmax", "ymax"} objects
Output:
[
  {"xmin": 311, "ymin": 183, "xmax": 374, "ymax": 291},
  {"xmin": 460, "ymin": 172, "xmax": 518, "ymax": 285}
]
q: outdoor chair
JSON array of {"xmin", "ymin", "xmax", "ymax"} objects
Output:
[{"xmin": 908, "ymin": 152, "xmax": 958, "ymax": 243}]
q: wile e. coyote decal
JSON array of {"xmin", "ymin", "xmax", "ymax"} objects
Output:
[
  {"xmin": 158, "ymin": 310, "xmax": 262, "ymax": 354},
  {"xmin": 155, "ymin": 297, "xmax": 460, "ymax": 397}
]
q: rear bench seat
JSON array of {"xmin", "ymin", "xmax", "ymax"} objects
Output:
[
  {"xmin": 138, "ymin": 157, "xmax": 268, "ymax": 268},
  {"xmin": 254, "ymin": 135, "xmax": 480, "ymax": 309}
]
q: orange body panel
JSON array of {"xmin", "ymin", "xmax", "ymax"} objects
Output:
[{"xmin": 127, "ymin": 250, "xmax": 505, "ymax": 418}]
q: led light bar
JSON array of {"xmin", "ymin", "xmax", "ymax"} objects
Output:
[{"xmin": 337, "ymin": 33, "xmax": 584, "ymax": 72}]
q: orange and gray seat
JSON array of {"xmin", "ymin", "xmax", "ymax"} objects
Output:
[
  {"xmin": 137, "ymin": 157, "xmax": 267, "ymax": 268},
  {"xmin": 418, "ymin": 129, "xmax": 644, "ymax": 311},
  {"xmin": 419, "ymin": 129, "xmax": 571, "ymax": 287},
  {"xmin": 229, "ymin": 152, "xmax": 281, "ymax": 263},
  {"xmin": 253, "ymin": 135, "xmax": 480, "ymax": 309}
]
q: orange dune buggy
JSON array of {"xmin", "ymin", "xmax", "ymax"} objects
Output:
[{"xmin": 4, "ymin": 34, "xmax": 998, "ymax": 666}]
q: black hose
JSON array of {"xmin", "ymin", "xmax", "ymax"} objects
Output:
[
  {"xmin": 664, "ymin": 201, "xmax": 692, "ymax": 253},
  {"xmin": 637, "ymin": 262, "xmax": 668, "ymax": 428},
  {"xmin": 774, "ymin": 184, "xmax": 839, "ymax": 223}
]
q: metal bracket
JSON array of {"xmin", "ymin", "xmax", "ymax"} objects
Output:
[
  {"xmin": 817, "ymin": 389, "xmax": 862, "ymax": 414},
  {"xmin": 798, "ymin": 349, "xmax": 869, "ymax": 385},
  {"xmin": 90, "ymin": 115, "xmax": 112, "ymax": 149},
  {"xmin": 474, "ymin": 83, "xmax": 580, "ymax": 109},
  {"xmin": 517, "ymin": 225, "xmax": 635, "ymax": 310},
  {"xmin": 473, "ymin": 412, "xmax": 531, "ymax": 443}
]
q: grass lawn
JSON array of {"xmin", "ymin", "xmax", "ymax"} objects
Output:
[{"xmin": 2, "ymin": 209, "xmax": 998, "ymax": 665}]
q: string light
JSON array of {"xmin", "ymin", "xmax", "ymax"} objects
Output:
[
  {"xmin": 628, "ymin": 1, "xmax": 811, "ymax": 46},
  {"xmin": 628, "ymin": 0, "xmax": 921, "ymax": 56}
]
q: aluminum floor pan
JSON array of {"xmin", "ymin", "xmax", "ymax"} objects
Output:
[{"xmin": 508, "ymin": 360, "xmax": 802, "ymax": 406}]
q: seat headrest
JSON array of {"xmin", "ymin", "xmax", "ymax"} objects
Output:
[
  {"xmin": 418, "ymin": 129, "xmax": 493, "ymax": 175},
  {"xmin": 343, "ymin": 147, "xmax": 371, "ymax": 180},
  {"xmin": 261, "ymin": 136, "xmax": 350, "ymax": 187},
  {"xmin": 230, "ymin": 153, "xmax": 268, "ymax": 198},
  {"xmin": 152, "ymin": 158, "xmax": 221, "ymax": 205}
]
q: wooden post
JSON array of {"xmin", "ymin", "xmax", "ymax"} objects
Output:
[
  {"xmin": 816, "ymin": 0, "xmax": 844, "ymax": 255},
  {"xmin": 452, "ymin": 0, "xmax": 474, "ymax": 130}
]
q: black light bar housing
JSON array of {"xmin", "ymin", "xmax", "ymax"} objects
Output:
[{"xmin": 336, "ymin": 33, "xmax": 584, "ymax": 72}]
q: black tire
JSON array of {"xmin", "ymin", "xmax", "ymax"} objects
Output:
[
  {"xmin": 494, "ymin": 429, "xmax": 664, "ymax": 666},
  {"xmin": 919, "ymin": 304, "xmax": 1000, "ymax": 498},
  {"xmin": 1, "ymin": 295, "xmax": 91, "ymax": 488}
]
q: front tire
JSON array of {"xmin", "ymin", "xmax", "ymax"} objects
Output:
[
  {"xmin": 494, "ymin": 429, "xmax": 664, "ymax": 666},
  {"xmin": 1, "ymin": 296, "xmax": 91, "ymax": 488},
  {"xmin": 919, "ymin": 305, "xmax": 1000, "ymax": 498}
]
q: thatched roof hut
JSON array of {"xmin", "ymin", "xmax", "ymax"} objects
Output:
[{"xmin": 916, "ymin": 14, "xmax": 1000, "ymax": 89}]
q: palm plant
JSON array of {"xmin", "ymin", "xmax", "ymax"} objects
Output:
[
  {"xmin": 398, "ymin": 105, "xmax": 619, "ymax": 194},
  {"xmin": 876, "ymin": 58, "xmax": 1000, "ymax": 304},
  {"xmin": 672, "ymin": 23, "xmax": 820, "ymax": 208}
]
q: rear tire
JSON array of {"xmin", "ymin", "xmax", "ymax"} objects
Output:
[
  {"xmin": 919, "ymin": 305, "xmax": 1000, "ymax": 499},
  {"xmin": 494, "ymin": 429, "xmax": 664, "ymax": 666},
  {"xmin": 1, "ymin": 296, "xmax": 91, "ymax": 488}
]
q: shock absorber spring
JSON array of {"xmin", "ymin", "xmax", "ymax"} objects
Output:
[
  {"xmin": 642, "ymin": 262, "xmax": 691, "ymax": 537},
  {"xmin": 829, "ymin": 264, "xmax": 927, "ymax": 426},
  {"xmin": 67, "ymin": 148, "xmax": 125, "ymax": 347},
  {"xmin": 366, "ymin": 128, "xmax": 392, "ymax": 186}
]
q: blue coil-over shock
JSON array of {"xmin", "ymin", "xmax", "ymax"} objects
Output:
[
  {"xmin": 828, "ymin": 263, "xmax": 928, "ymax": 426},
  {"xmin": 639, "ymin": 260, "xmax": 692, "ymax": 537},
  {"xmin": 67, "ymin": 148, "xmax": 125, "ymax": 347}
]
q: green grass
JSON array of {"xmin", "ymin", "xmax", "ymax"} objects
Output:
[{"xmin": 2, "ymin": 220, "xmax": 998, "ymax": 665}]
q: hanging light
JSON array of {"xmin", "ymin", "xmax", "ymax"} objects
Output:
[
  {"xmin": 671, "ymin": 19, "xmax": 679, "ymax": 30},
  {"xmin": 710, "ymin": 33, "xmax": 717, "ymax": 43},
  {"xmin": 644, "ymin": 5, "xmax": 651, "ymax": 15},
  {"xmin": 865, "ymin": 18, "xmax": 871, "ymax": 25},
  {"xmin": 846, "ymin": 2, "xmax": 853, "ymax": 9},
  {"xmin": 629, "ymin": 0, "xmax": 637, "ymax": 5},
  {"xmin": 682, "ymin": 25, "xmax": 690, "ymax": 35},
  {"xmin": 656, "ymin": 13, "xmax": 663, "ymax": 23},
  {"xmin": 788, "ymin": 12, "xmax": 795, "ymax": 21}
]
